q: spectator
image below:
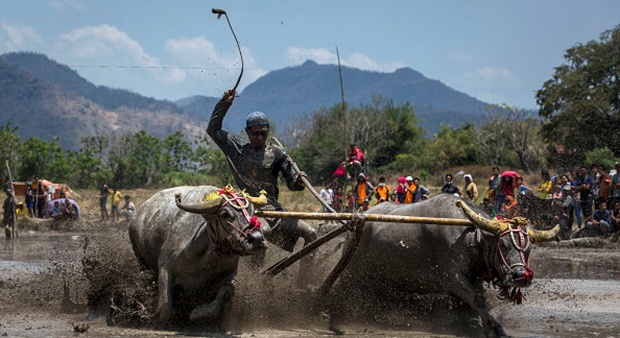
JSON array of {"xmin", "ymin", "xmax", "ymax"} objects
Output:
[
  {"xmin": 62, "ymin": 198, "xmax": 79, "ymax": 220},
  {"xmin": 319, "ymin": 181, "xmax": 334, "ymax": 213},
  {"xmin": 15, "ymin": 202, "xmax": 27, "ymax": 218},
  {"xmin": 395, "ymin": 177, "xmax": 407, "ymax": 204},
  {"xmin": 35, "ymin": 184, "xmax": 47, "ymax": 218},
  {"xmin": 597, "ymin": 164, "xmax": 611, "ymax": 209},
  {"xmin": 502, "ymin": 195, "xmax": 519, "ymax": 219},
  {"xmin": 403, "ymin": 176, "xmax": 416, "ymax": 204},
  {"xmin": 354, "ymin": 173, "xmax": 374, "ymax": 211},
  {"xmin": 585, "ymin": 202, "xmax": 613, "ymax": 236},
  {"xmin": 590, "ymin": 164, "xmax": 601, "ymax": 208},
  {"xmin": 345, "ymin": 190, "xmax": 355, "ymax": 212},
  {"xmin": 611, "ymin": 162, "xmax": 620, "ymax": 206},
  {"xmin": 575, "ymin": 166, "xmax": 595, "ymax": 224},
  {"xmin": 99, "ymin": 180, "xmax": 110, "ymax": 221},
  {"xmin": 120, "ymin": 195, "xmax": 136, "ymax": 220},
  {"xmin": 50, "ymin": 201, "xmax": 62, "ymax": 219},
  {"xmin": 2, "ymin": 188, "xmax": 17, "ymax": 238},
  {"xmin": 412, "ymin": 177, "xmax": 430, "ymax": 202},
  {"xmin": 332, "ymin": 186, "xmax": 344, "ymax": 212},
  {"xmin": 537, "ymin": 169, "xmax": 553, "ymax": 205},
  {"xmin": 441, "ymin": 174, "xmax": 460, "ymax": 195},
  {"xmin": 571, "ymin": 170, "xmax": 583, "ymax": 229},
  {"xmin": 374, "ymin": 176, "xmax": 391, "ymax": 204},
  {"xmin": 345, "ymin": 142, "xmax": 365, "ymax": 178},
  {"xmin": 490, "ymin": 167, "xmax": 502, "ymax": 213},
  {"xmin": 611, "ymin": 201, "xmax": 620, "ymax": 234},
  {"xmin": 463, "ymin": 174, "xmax": 478, "ymax": 203},
  {"xmin": 25, "ymin": 181, "xmax": 36, "ymax": 218},
  {"xmin": 110, "ymin": 187, "xmax": 123, "ymax": 222},
  {"xmin": 389, "ymin": 193, "xmax": 398, "ymax": 202}
]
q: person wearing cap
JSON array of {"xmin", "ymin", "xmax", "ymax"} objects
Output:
[
  {"xmin": 463, "ymin": 174, "xmax": 478, "ymax": 203},
  {"xmin": 403, "ymin": 176, "xmax": 417, "ymax": 204},
  {"xmin": 2, "ymin": 188, "xmax": 18, "ymax": 238},
  {"xmin": 207, "ymin": 89, "xmax": 317, "ymax": 286},
  {"xmin": 354, "ymin": 173, "xmax": 374, "ymax": 210}
]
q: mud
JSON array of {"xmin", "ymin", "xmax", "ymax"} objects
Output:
[{"xmin": 1, "ymin": 224, "xmax": 619, "ymax": 338}]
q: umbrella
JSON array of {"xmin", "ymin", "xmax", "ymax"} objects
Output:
[{"xmin": 501, "ymin": 170, "xmax": 520, "ymax": 179}]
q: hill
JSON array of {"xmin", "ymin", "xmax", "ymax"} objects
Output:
[
  {"xmin": 178, "ymin": 60, "xmax": 491, "ymax": 134},
  {"xmin": 0, "ymin": 52, "xmax": 204, "ymax": 151}
]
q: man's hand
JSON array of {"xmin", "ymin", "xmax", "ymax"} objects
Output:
[
  {"xmin": 222, "ymin": 89, "xmax": 236, "ymax": 103},
  {"xmin": 296, "ymin": 171, "xmax": 308, "ymax": 186}
]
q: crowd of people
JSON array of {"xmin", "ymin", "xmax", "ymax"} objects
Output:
[{"xmin": 97, "ymin": 180, "xmax": 136, "ymax": 222}]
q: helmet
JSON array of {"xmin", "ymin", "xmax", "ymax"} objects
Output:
[{"xmin": 246, "ymin": 111, "xmax": 269, "ymax": 128}]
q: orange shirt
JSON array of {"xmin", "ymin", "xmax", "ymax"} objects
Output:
[
  {"xmin": 374, "ymin": 184, "xmax": 391, "ymax": 202},
  {"xmin": 404, "ymin": 183, "xmax": 417, "ymax": 204},
  {"xmin": 357, "ymin": 182, "xmax": 369, "ymax": 205}
]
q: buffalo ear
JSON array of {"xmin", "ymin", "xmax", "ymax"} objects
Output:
[
  {"xmin": 176, "ymin": 195, "xmax": 223, "ymax": 214},
  {"xmin": 527, "ymin": 224, "xmax": 560, "ymax": 243}
]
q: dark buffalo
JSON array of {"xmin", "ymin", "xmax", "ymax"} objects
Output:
[
  {"xmin": 128, "ymin": 185, "xmax": 268, "ymax": 323},
  {"xmin": 325, "ymin": 194, "xmax": 559, "ymax": 337}
]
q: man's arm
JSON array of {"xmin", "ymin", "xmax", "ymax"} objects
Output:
[{"xmin": 207, "ymin": 90, "xmax": 235, "ymax": 144}]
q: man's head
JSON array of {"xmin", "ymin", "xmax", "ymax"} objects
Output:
[
  {"xmin": 413, "ymin": 177, "xmax": 420, "ymax": 185},
  {"xmin": 5, "ymin": 188, "xmax": 12, "ymax": 195},
  {"xmin": 245, "ymin": 111, "xmax": 270, "ymax": 149},
  {"xmin": 445, "ymin": 174, "xmax": 453, "ymax": 182},
  {"xmin": 492, "ymin": 166, "xmax": 500, "ymax": 175},
  {"xmin": 357, "ymin": 173, "xmax": 366, "ymax": 182},
  {"xmin": 379, "ymin": 176, "xmax": 386, "ymax": 183}
]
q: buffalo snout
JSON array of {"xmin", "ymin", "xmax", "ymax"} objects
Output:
[
  {"xmin": 506, "ymin": 265, "xmax": 534, "ymax": 287},
  {"xmin": 242, "ymin": 229, "xmax": 267, "ymax": 255}
]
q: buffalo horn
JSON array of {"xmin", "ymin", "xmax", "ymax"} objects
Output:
[
  {"xmin": 247, "ymin": 190, "xmax": 268, "ymax": 208},
  {"xmin": 176, "ymin": 195, "xmax": 223, "ymax": 214},
  {"xmin": 527, "ymin": 224, "xmax": 560, "ymax": 243},
  {"xmin": 455, "ymin": 200, "xmax": 507, "ymax": 235}
]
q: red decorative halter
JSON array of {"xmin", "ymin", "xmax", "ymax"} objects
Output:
[
  {"xmin": 216, "ymin": 187, "xmax": 263, "ymax": 238},
  {"xmin": 485, "ymin": 224, "xmax": 533, "ymax": 304}
]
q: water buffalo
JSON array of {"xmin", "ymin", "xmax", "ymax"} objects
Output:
[
  {"xmin": 325, "ymin": 194, "xmax": 559, "ymax": 337},
  {"xmin": 128, "ymin": 185, "xmax": 268, "ymax": 323}
]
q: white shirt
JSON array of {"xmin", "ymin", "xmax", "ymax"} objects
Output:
[{"xmin": 320, "ymin": 188, "xmax": 334, "ymax": 204}]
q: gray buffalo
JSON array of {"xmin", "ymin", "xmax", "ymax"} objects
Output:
[
  {"xmin": 129, "ymin": 185, "xmax": 268, "ymax": 323},
  {"xmin": 325, "ymin": 194, "xmax": 559, "ymax": 337}
]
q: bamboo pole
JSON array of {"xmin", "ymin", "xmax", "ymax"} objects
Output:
[
  {"xmin": 255, "ymin": 210, "xmax": 473, "ymax": 227},
  {"xmin": 5, "ymin": 161, "xmax": 17, "ymax": 237}
]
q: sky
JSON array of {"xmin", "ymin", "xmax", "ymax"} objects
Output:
[{"xmin": 1, "ymin": 1, "xmax": 618, "ymax": 110}]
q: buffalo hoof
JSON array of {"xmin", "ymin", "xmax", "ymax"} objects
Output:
[{"xmin": 189, "ymin": 301, "xmax": 220, "ymax": 321}]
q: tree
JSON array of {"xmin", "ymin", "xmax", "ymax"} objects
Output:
[
  {"xmin": 0, "ymin": 123, "xmax": 22, "ymax": 182},
  {"xmin": 536, "ymin": 25, "xmax": 620, "ymax": 164}
]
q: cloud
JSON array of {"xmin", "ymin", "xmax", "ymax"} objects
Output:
[
  {"xmin": 473, "ymin": 67, "xmax": 513, "ymax": 81},
  {"xmin": 164, "ymin": 36, "xmax": 267, "ymax": 93},
  {"xmin": 0, "ymin": 22, "xmax": 41, "ymax": 51},
  {"xmin": 285, "ymin": 47, "xmax": 406, "ymax": 72}
]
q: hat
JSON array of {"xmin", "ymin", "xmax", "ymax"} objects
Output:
[
  {"xmin": 398, "ymin": 177, "xmax": 406, "ymax": 184},
  {"xmin": 246, "ymin": 111, "xmax": 269, "ymax": 128},
  {"xmin": 463, "ymin": 174, "xmax": 472, "ymax": 182},
  {"xmin": 406, "ymin": 176, "xmax": 413, "ymax": 182},
  {"xmin": 5, "ymin": 188, "xmax": 12, "ymax": 193},
  {"xmin": 358, "ymin": 173, "xmax": 366, "ymax": 179}
]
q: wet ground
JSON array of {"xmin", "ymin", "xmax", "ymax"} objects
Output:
[{"xmin": 1, "ymin": 228, "xmax": 619, "ymax": 338}]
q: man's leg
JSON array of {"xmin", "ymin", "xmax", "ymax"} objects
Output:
[{"xmin": 269, "ymin": 218, "xmax": 318, "ymax": 289}]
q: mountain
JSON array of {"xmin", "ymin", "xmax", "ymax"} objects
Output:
[
  {"xmin": 178, "ymin": 60, "xmax": 491, "ymax": 134},
  {"xmin": 0, "ymin": 52, "xmax": 204, "ymax": 151}
]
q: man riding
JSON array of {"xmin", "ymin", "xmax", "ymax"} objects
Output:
[{"xmin": 207, "ymin": 89, "xmax": 318, "ymax": 287}]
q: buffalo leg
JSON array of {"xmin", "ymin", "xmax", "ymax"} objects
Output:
[
  {"xmin": 445, "ymin": 272, "xmax": 506, "ymax": 337},
  {"xmin": 155, "ymin": 266, "xmax": 173, "ymax": 322},
  {"xmin": 189, "ymin": 282, "xmax": 234, "ymax": 321}
]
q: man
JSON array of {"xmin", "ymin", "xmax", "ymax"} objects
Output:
[
  {"xmin": 354, "ymin": 173, "xmax": 374, "ymax": 211},
  {"xmin": 373, "ymin": 176, "xmax": 391, "ymax": 203},
  {"xmin": 99, "ymin": 180, "xmax": 109, "ymax": 221},
  {"xmin": 611, "ymin": 162, "xmax": 620, "ymax": 206},
  {"xmin": 412, "ymin": 177, "xmax": 430, "ymax": 202},
  {"xmin": 403, "ymin": 176, "xmax": 416, "ymax": 204},
  {"xmin": 575, "ymin": 166, "xmax": 595, "ymax": 223},
  {"xmin": 346, "ymin": 142, "xmax": 365, "ymax": 177},
  {"xmin": 110, "ymin": 187, "xmax": 123, "ymax": 222},
  {"xmin": 207, "ymin": 89, "xmax": 317, "ymax": 286},
  {"xmin": 441, "ymin": 174, "xmax": 460, "ymax": 195},
  {"xmin": 490, "ymin": 167, "xmax": 502, "ymax": 213},
  {"xmin": 2, "ymin": 188, "xmax": 17, "ymax": 238}
]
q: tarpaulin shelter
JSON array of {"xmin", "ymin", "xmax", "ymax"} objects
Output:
[{"xmin": 11, "ymin": 179, "xmax": 79, "ymax": 199}]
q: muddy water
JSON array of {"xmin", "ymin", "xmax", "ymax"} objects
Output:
[{"xmin": 1, "ymin": 230, "xmax": 619, "ymax": 338}]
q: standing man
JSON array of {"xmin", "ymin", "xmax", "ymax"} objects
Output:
[
  {"xmin": 441, "ymin": 174, "xmax": 460, "ymax": 196},
  {"xmin": 207, "ymin": 89, "xmax": 317, "ymax": 287},
  {"xmin": 463, "ymin": 174, "xmax": 478, "ymax": 203},
  {"xmin": 490, "ymin": 167, "xmax": 502, "ymax": 213},
  {"xmin": 354, "ymin": 173, "xmax": 374, "ymax": 211},
  {"xmin": 110, "ymin": 187, "xmax": 123, "ymax": 222},
  {"xmin": 611, "ymin": 162, "xmax": 620, "ymax": 206},
  {"xmin": 575, "ymin": 166, "xmax": 595, "ymax": 224},
  {"xmin": 374, "ymin": 176, "xmax": 391, "ymax": 203},
  {"xmin": 2, "ymin": 188, "xmax": 17, "ymax": 238},
  {"xmin": 98, "ymin": 180, "xmax": 110, "ymax": 221},
  {"xmin": 403, "ymin": 176, "xmax": 417, "ymax": 204}
]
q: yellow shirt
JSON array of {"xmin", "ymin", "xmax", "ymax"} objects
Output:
[
  {"xmin": 404, "ymin": 183, "xmax": 417, "ymax": 204},
  {"xmin": 374, "ymin": 184, "xmax": 391, "ymax": 202},
  {"xmin": 112, "ymin": 191, "xmax": 123, "ymax": 206}
]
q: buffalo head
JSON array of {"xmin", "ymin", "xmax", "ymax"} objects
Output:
[
  {"xmin": 456, "ymin": 200, "xmax": 559, "ymax": 292},
  {"xmin": 175, "ymin": 186, "xmax": 268, "ymax": 256}
]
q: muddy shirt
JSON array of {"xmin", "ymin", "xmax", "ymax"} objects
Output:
[{"xmin": 207, "ymin": 99, "xmax": 303, "ymax": 210}]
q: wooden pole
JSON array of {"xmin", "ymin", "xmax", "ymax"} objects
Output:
[{"xmin": 255, "ymin": 210, "xmax": 473, "ymax": 227}]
